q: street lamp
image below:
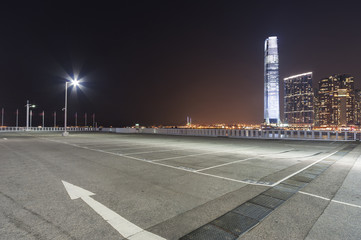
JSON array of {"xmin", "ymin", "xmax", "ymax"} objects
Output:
[
  {"xmin": 63, "ymin": 78, "xmax": 80, "ymax": 136},
  {"xmin": 25, "ymin": 101, "xmax": 36, "ymax": 131}
]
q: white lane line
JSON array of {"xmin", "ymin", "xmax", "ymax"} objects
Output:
[
  {"xmin": 52, "ymin": 138, "xmax": 335, "ymax": 187},
  {"xmin": 89, "ymin": 145, "xmax": 146, "ymax": 151},
  {"xmin": 103, "ymin": 150, "xmax": 272, "ymax": 186},
  {"xmin": 299, "ymin": 191, "xmax": 361, "ymax": 209},
  {"xmin": 94, "ymin": 147, "xmax": 272, "ymax": 186},
  {"xmin": 62, "ymin": 181, "xmax": 165, "ymax": 239},
  {"xmin": 124, "ymin": 146, "xmax": 238, "ymax": 156},
  {"xmin": 332, "ymin": 200, "xmax": 361, "ymax": 209},
  {"xmin": 195, "ymin": 148, "xmax": 299, "ymax": 172},
  {"xmin": 109, "ymin": 146, "xmax": 162, "ymax": 151},
  {"xmin": 195, "ymin": 157, "xmax": 256, "ymax": 172},
  {"xmin": 107, "ymin": 144, "xmax": 210, "ymax": 152},
  {"xmin": 195, "ymin": 171, "xmax": 272, "ymax": 186},
  {"xmin": 261, "ymin": 152, "xmax": 323, "ymax": 160},
  {"xmin": 48, "ymin": 139, "xmax": 271, "ymax": 186},
  {"xmin": 299, "ymin": 191, "xmax": 331, "ymax": 201},
  {"xmin": 123, "ymin": 147, "xmax": 197, "ymax": 156},
  {"xmin": 151, "ymin": 150, "xmax": 231, "ymax": 162},
  {"xmin": 271, "ymin": 151, "xmax": 338, "ymax": 187}
]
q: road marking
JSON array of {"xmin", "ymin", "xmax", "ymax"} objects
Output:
[
  {"xmin": 47, "ymin": 138, "xmax": 333, "ymax": 187},
  {"xmin": 62, "ymin": 181, "xmax": 166, "ymax": 239},
  {"xmin": 151, "ymin": 150, "xmax": 231, "ymax": 162},
  {"xmin": 105, "ymin": 151, "xmax": 273, "ymax": 186},
  {"xmin": 299, "ymin": 191, "xmax": 361, "ymax": 209},
  {"xmin": 124, "ymin": 147, "xmax": 194, "ymax": 156},
  {"xmin": 195, "ymin": 148, "xmax": 301, "ymax": 172},
  {"xmin": 271, "ymin": 151, "xmax": 338, "ymax": 187},
  {"xmin": 332, "ymin": 200, "xmax": 361, "ymax": 209},
  {"xmin": 47, "ymin": 139, "xmax": 271, "ymax": 186},
  {"xmin": 195, "ymin": 157, "xmax": 256, "ymax": 172},
  {"xmin": 118, "ymin": 152, "xmax": 272, "ymax": 186},
  {"xmin": 195, "ymin": 171, "xmax": 271, "ymax": 186},
  {"xmin": 299, "ymin": 191, "xmax": 331, "ymax": 201},
  {"xmin": 123, "ymin": 146, "xmax": 231, "ymax": 156}
]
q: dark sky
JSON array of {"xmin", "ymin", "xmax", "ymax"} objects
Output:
[{"xmin": 1, "ymin": 1, "xmax": 360, "ymax": 127}]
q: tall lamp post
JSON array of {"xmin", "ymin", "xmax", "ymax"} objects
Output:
[
  {"xmin": 63, "ymin": 78, "xmax": 79, "ymax": 136},
  {"xmin": 25, "ymin": 101, "xmax": 36, "ymax": 131}
]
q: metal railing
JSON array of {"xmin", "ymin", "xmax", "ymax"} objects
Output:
[
  {"xmin": 3, "ymin": 126, "xmax": 359, "ymax": 141},
  {"xmin": 0, "ymin": 127, "xmax": 97, "ymax": 132},
  {"xmin": 100, "ymin": 128, "xmax": 361, "ymax": 141}
]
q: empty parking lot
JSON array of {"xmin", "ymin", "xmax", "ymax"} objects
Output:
[{"xmin": 0, "ymin": 132, "xmax": 360, "ymax": 239}]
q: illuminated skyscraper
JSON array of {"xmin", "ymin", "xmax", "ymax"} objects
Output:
[
  {"xmin": 284, "ymin": 72, "xmax": 314, "ymax": 126},
  {"xmin": 264, "ymin": 36, "xmax": 280, "ymax": 124},
  {"xmin": 315, "ymin": 74, "xmax": 355, "ymax": 127},
  {"xmin": 355, "ymin": 90, "xmax": 361, "ymax": 126}
]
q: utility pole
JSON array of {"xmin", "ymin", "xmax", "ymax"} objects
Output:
[
  {"xmin": 63, "ymin": 82, "xmax": 69, "ymax": 136},
  {"xmin": 30, "ymin": 110, "xmax": 32, "ymax": 128},
  {"xmin": 26, "ymin": 100, "xmax": 30, "ymax": 130},
  {"xmin": 92, "ymin": 113, "xmax": 95, "ymax": 128},
  {"xmin": 42, "ymin": 110, "xmax": 45, "ymax": 128},
  {"xmin": 75, "ymin": 112, "xmax": 78, "ymax": 127},
  {"xmin": 54, "ymin": 111, "xmax": 56, "ymax": 128},
  {"xmin": 16, "ymin": 109, "xmax": 19, "ymax": 128},
  {"xmin": 85, "ymin": 113, "xmax": 87, "ymax": 126},
  {"xmin": 25, "ymin": 101, "xmax": 35, "ymax": 130},
  {"xmin": 1, "ymin": 107, "xmax": 4, "ymax": 126}
]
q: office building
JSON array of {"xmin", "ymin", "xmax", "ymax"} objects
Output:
[
  {"xmin": 284, "ymin": 72, "xmax": 314, "ymax": 126},
  {"xmin": 264, "ymin": 36, "xmax": 280, "ymax": 124},
  {"xmin": 355, "ymin": 89, "xmax": 361, "ymax": 126},
  {"xmin": 315, "ymin": 74, "xmax": 355, "ymax": 127}
]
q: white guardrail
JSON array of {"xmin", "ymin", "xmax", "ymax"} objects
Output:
[
  {"xmin": 99, "ymin": 128, "xmax": 361, "ymax": 141},
  {"xmin": 0, "ymin": 127, "xmax": 97, "ymax": 132}
]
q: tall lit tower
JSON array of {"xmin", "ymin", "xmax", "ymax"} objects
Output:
[{"xmin": 264, "ymin": 36, "xmax": 280, "ymax": 124}]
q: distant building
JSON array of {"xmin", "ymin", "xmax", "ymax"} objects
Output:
[
  {"xmin": 355, "ymin": 89, "xmax": 361, "ymax": 126},
  {"xmin": 264, "ymin": 36, "xmax": 280, "ymax": 125},
  {"xmin": 284, "ymin": 72, "xmax": 314, "ymax": 126},
  {"xmin": 314, "ymin": 90, "xmax": 320, "ymax": 126},
  {"xmin": 315, "ymin": 74, "xmax": 356, "ymax": 127}
]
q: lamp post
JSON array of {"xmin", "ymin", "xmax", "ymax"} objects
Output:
[
  {"xmin": 42, "ymin": 110, "xmax": 45, "ymax": 128},
  {"xmin": 25, "ymin": 101, "xmax": 36, "ymax": 131},
  {"xmin": 26, "ymin": 101, "xmax": 29, "ymax": 130},
  {"xmin": 16, "ymin": 109, "xmax": 18, "ymax": 128},
  {"xmin": 30, "ymin": 110, "xmax": 32, "ymax": 128},
  {"xmin": 1, "ymin": 107, "xmax": 4, "ymax": 126},
  {"xmin": 75, "ymin": 112, "xmax": 77, "ymax": 127},
  {"xmin": 54, "ymin": 111, "xmax": 56, "ymax": 128},
  {"xmin": 63, "ymin": 78, "xmax": 79, "ymax": 136}
]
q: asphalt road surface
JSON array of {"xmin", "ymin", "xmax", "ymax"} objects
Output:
[{"xmin": 0, "ymin": 132, "xmax": 360, "ymax": 240}]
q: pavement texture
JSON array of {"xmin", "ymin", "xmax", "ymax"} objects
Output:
[{"xmin": 0, "ymin": 132, "xmax": 360, "ymax": 240}]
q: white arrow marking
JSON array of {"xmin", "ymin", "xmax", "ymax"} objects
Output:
[{"xmin": 62, "ymin": 181, "xmax": 166, "ymax": 240}]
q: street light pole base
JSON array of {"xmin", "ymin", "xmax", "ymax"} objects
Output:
[{"xmin": 62, "ymin": 131, "xmax": 69, "ymax": 136}]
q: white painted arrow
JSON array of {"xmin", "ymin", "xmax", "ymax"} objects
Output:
[{"xmin": 62, "ymin": 181, "xmax": 166, "ymax": 240}]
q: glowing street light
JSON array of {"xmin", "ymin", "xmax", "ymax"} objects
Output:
[
  {"xmin": 63, "ymin": 78, "xmax": 80, "ymax": 136},
  {"xmin": 25, "ymin": 101, "xmax": 36, "ymax": 131}
]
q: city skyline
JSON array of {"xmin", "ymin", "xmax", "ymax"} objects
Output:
[{"xmin": 0, "ymin": 2, "xmax": 360, "ymax": 127}]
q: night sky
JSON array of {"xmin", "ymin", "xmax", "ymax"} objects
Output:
[{"xmin": 1, "ymin": 1, "xmax": 360, "ymax": 127}]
